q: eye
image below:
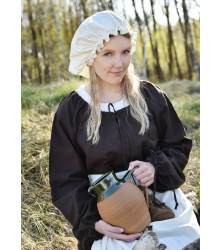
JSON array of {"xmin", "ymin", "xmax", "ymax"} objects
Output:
[
  {"xmin": 123, "ymin": 50, "xmax": 130, "ymax": 54},
  {"xmin": 104, "ymin": 52, "xmax": 111, "ymax": 57}
]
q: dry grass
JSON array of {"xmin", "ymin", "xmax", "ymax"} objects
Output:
[{"xmin": 21, "ymin": 79, "xmax": 200, "ymax": 249}]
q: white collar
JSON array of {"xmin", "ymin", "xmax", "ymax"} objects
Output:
[{"xmin": 76, "ymin": 85, "xmax": 130, "ymax": 112}]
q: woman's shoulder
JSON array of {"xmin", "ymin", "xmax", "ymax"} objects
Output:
[
  {"xmin": 140, "ymin": 80, "xmax": 163, "ymax": 93},
  {"xmin": 55, "ymin": 89, "xmax": 88, "ymax": 119},
  {"xmin": 140, "ymin": 80, "xmax": 166, "ymax": 106}
]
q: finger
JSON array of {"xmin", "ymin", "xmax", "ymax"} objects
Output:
[
  {"xmin": 140, "ymin": 174, "xmax": 154, "ymax": 184},
  {"xmin": 128, "ymin": 160, "xmax": 142, "ymax": 170},
  {"xmin": 141, "ymin": 179, "xmax": 154, "ymax": 187},
  {"xmin": 112, "ymin": 232, "xmax": 143, "ymax": 241},
  {"xmin": 135, "ymin": 163, "xmax": 155, "ymax": 178},
  {"xmin": 139, "ymin": 176, "xmax": 150, "ymax": 184},
  {"xmin": 133, "ymin": 166, "xmax": 149, "ymax": 177},
  {"xmin": 104, "ymin": 223, "xmax": 124, "ymax": 234},
  {"xmin": 135, "ymin": 171, "xmax": 152, "ymax": 181}
]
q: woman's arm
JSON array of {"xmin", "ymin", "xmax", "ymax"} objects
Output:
[
  {"xmin": 137, "ymin": 81, "xmax": 192, "ymax": 192},
  {"xmin": 49, "ymin": 95, "xmax": 103, "ymax": 250}
]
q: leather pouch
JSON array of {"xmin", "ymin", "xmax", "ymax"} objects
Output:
[{"xmin": 139, "ymin": 186, "xmax": 175, "ymax": 222}]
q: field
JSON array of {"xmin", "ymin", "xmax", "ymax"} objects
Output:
[{"xmin": 21, "ymin": 79, "xmax": 200, "ymax": 249}]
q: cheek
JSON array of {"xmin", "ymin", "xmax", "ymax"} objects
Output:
[
  {"xmin": 94, "ymin": 58, "xmax": 111, "ymax": 73},
  {"xmin": 124, "ymin": 56, "xmax": 131, "ymax": 69}
]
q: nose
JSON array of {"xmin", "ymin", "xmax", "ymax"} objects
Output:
[{"xmin": 113, "ymin": 55, "xmax": 123, "ymax": 68}]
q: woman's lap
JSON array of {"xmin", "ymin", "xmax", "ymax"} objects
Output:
[{"xmin": 91, "ymin": 188, "xmax": 200, "ymax": 250}]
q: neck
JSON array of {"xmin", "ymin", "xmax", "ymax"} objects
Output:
[
  {"xmin": 99, "ymin": 82, "xmax": 124, "ymax": 103},
  {"xmin": 85, "ymin": 82, "xmax": 124, "ymax": 104}
]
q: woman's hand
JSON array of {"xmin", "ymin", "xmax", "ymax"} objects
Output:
[
  {"xmin": 95, "ymin": 220, "xmax": 143, "ymax": 241},
  {"xmin": 128, "ymin": 160, "xmax": 155, "ymax": 187}
]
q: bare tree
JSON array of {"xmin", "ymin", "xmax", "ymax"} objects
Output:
[
  {"xmin": 132, "ymin": 55, "xmax": 143, "ymax": 77},
  {"xmin": 37, "ymin": 0, "xmax": 50, "ymax": 83},
  {"xmin": 36, "ymin": 5, "xmax": 61, "ymax": 82},
  {"xmin": 174, "ymin": 0, "xmax": 192, "ymax": 79},
  {"xmin": 80, "ymin": 0, "xmax": 89, "ymax": 19},
  {"xmin": 182, "ymin": 0, "xmax": 200, "ymax": 80},
  {"xmin": 158, "ymin": 25, "xmax": 169, "ymax": 67},
  {"xmin": 62, "ymin": 4, "xmax": 71, "ymax": 47},
  {"xmin": 131, "ymin": 0, "xmax": 147, "ymax": 78},
  {"xmin": 27, "ymin": 0, "xmax": 42, "ymax": 84},
  {"xmin": 21, "ymin": 61, "xmax": 31, "ymax": 84},
  {"xmin": 192, "ymin": 19, "xmax": 200, "ymax": 61},
  {"xmin": 73, "ymin": 0, "xmax": 81, "ymax": 29},
  {"xmin": 38, "ymin": 24, "xmax": 50, "ymax": 83},
  {"xmin": 97, "ymin": 0, "xmax": 106, "ymax": 11},
  {"xmin": 50, "ymin": 0, "xmax": 69, "ymax": 69},
  {"xmin": 122, "ymin": 0, "xmax": 127, "ymax": 19},
  {"xmin": 164, "ymin": 0, "xmax": 183, "ymax": 79},
  {"xmin": 150, "ymin": 0, "xmax": 157, "ymax": 34},
  {"xmin": 142, "ymin": 29, "xmax": 147, "ymax": 80},
  {"xmin": 142, "ymin": 0, "xmax": 164, "ymax": 81},
  {"xmin": 108, "ymin": 0, "xmax": 114, "ymax": 10},
  {"xmin": 131, "ymin": 0, "xmax": 144, "ymax": 45},
  {"xmin": 68, "ymin": 5, "xmax": 74, "ymax": 38}
]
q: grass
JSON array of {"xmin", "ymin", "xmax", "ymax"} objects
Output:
[{"xmin": 21, "ymin": 79, "xmax": 200, "ymax": 249}]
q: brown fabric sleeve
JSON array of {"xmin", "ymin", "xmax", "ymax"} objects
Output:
[
  {"xmin": 141, "ymin": 81, "xmax": 192, "ymax": 192},
  {"xmin": 49, "ymin": 95, "xmax": 103, "ymax": 250}
]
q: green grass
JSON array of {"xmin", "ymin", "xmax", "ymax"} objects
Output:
[
  {"xmin": 21, "ymin": 79, "xmax": 200, "ymax": 249},
  {"xmin": 21, "ymin": 79, "xmax": 85, "ymax": 111}
]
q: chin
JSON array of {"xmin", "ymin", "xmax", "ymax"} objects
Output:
[
  {"xmin": 109, "ymin": 79, "xmax": 123, "ymax": 85},
  {"xmin": 107, "ymin": 75, "xmax": 125, "ymax": 85}
]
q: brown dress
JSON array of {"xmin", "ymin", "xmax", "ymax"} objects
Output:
[{"xmin": 49, "ymin": 81, "xmax": 192, "ymax": 250}]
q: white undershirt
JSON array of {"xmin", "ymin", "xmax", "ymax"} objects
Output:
[{"xmin": 76, "ymin": 85, "xmax": 130, "ymax": 112}]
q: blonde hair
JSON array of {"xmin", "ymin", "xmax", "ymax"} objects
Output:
[{"xmin": 86, "ymin": 63, "xmax": 150, "ymax": 144}]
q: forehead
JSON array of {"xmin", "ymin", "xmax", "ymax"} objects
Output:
[{"xmin": 102, "ymin": 34, "xmax": 131, "ymax": 49}]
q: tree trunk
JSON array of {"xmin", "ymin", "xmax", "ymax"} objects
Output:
[
  {"xmin": 143, "ymin": 0, "xmax": 164, "ymax": 81},
  {"xmin": 38, "ymin": 24, "xmax": 50, "ymax": 83},
  {"xmin": 132, "ymin": 55, "xmax": 143, "ymax": 77},
  {"xmin": 142, "ymin": 28, "xmax": 147, "ymax": 80},
  {"xmin": 27, "ymin": 0, "xmax": 42, "ymax": 84},
  {"xmin": 158, "ymin": 26, "xmax": 169, "ymax": 68},
  {"xmin": 50, "ymin": 0, "xmax": 69, "ymax": 69},
  {"xmin": 68, "ymin": 5, "xmax": 74, "ymax": 38},
  {"xmin": 37, "ymin": 7, "xmax": 61, "ymax": 82},
  {"xmin": 62, "ymin": 6, "xmax": 70, "ymax": 47},
  {"xmin": 164, "ymin": 0, "xmax": 183, "ymax": 79},
  {"xmin": 164, "ymin": 1, "xmax": 173, "ymax": 78},
  {"xmin": 80, "ymin": 0, "xmax": 88, "ymax": 19},
  {"xmin": 172, "ymin": 39, "xmax": 183, "ymax": 79},
  {"xmin": 98, "ymin": 0, "xmax": 106, "ymax": 11},
  {"xmin": 37, "ymin": 0, "xmax": 50, "ymax": 83},
  {"xmin": 21, "ymin": 62, "xmax": 31, "ymax": 84},
  {"xmin": 192, "ymin": 20, "xmax": 200, "ymax": 63},
  {"xmin": 174, "ymin": 0, "xmax": 192, "ymax": 79},
  {"xmin": 182, "ymin": 0, "xmax": 200, "ymax": 80},
  {"xmin": 131, "ymin": 0, "xmax": 147, "ymax": 78},
  {"xmin": 150, "ymin": 0, "xmax": 157, "ymax": 34},
  {"xmin": 131, "ymin": 0, "xmax": 144, "ymax": 45},
  {"xmin": 122, "ymin": 0, "xmax": 127, "ymax": 19},
  {"xmin": 108, "ymin": 0, "xmax": 114, "ymax": 11},
  {"xmin": 73, "ymin": 1, "xmax": 81, "ymax": 29}
]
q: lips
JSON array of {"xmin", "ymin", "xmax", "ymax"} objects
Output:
[{"xmin": 110, "ymin": 71, "xmax": 122, "ymax": 76}]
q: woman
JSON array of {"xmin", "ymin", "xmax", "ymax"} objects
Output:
[{"xmin": 49, "ymin": 10, "xmax": 200, "ymax": 250}]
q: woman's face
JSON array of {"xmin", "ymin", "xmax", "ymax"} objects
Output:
[{"xmin": 93, "ymin": 34, "xmax": 131, "ymax": 87}]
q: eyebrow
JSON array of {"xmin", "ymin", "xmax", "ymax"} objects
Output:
[{"xmin": 102, "ymin": 47, "xmax": 131, "ymax": 53}]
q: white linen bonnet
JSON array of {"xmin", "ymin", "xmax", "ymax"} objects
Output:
[{"xmin": 68, "ymin": 10, "xmax": 137, "ymax": 78}]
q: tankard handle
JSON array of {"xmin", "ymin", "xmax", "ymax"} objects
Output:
[
  {"xmin": 144, "ymin": 186, "xmax": 149, "ymax": 209},
  {"xmin": 139, "ymin": 185, "xmax": 149, "ymax": 209}
]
